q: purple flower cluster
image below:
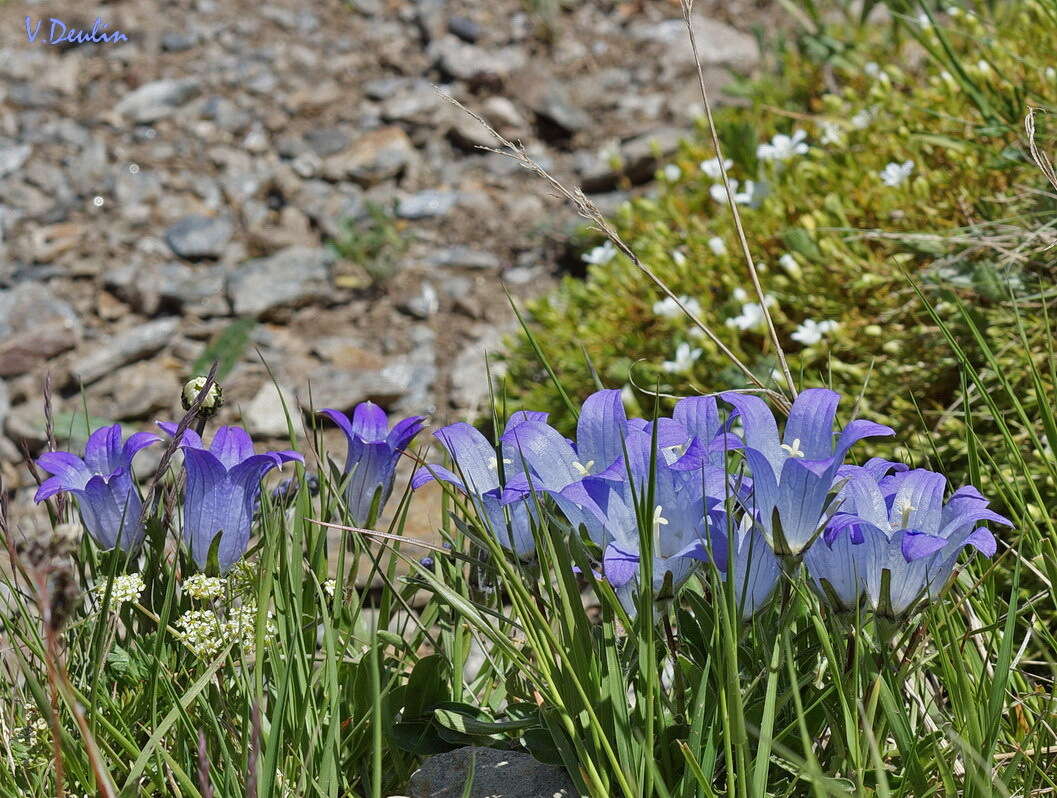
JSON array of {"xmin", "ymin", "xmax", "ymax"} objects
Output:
[
  {"xmin": 414, "ymin": 388, "xmax": 1010, "ymax": 619},
  {"xmin": 35, "ymin": 402, "xmax": 424, "ymax": 574}
]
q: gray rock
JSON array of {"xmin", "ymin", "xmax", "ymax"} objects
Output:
[
  {"xmin": 244, "ymin": 382, "xmax": 297, "ymax": 437},
  {"xmin": 629, "ymin": 15, "xmax": 759, "ymax": 78},
  {"xmin": 227, "ymin": 246, "xmax": 334, "ymax": 318},
  {"xmin": 0, "ymin": 282, "xmax": 80, "ymax": 339},
  {"xmin": 114, "ymin": 78, "xmax": 200, "ymax": 123},
  {"xmin": 428, "ymin": 246, "xmax": 500, "ymax": 271},
  {"xmin": 0, "ymin": 144, "xmax": 31, "ymax": 179},
  {"xmin": 302, "ymin": 361, "xmax": 416, "ymax": 413},
  {"xmin": 450, "ymin": 326, "xmax": 508, "ymax": 410},
  {"xmin": 322, "ymin": 127, "xmax": 416, "ymax": 186},
  {"xmin": 305, "ymin": 127, "xmax": 351, "ymax": 158},
  {"xmin": 0, "ymin": 283, "xmax": 81, "ymax": 376},
  {"xmin": 579, "ymin": 127, "xmax": 685, "ymax": 192},
  {"xmin": 349, "ymin": 0, "xmax": 382, "ymax": 15},
  {"xmin": 161, "ymin": 31, "xmax": 197, "ymax": 52},
  {"xmin": 430, "ymin": 37, "xmax": 527, "ymax": 83},
  {"xmin": 95, "ymin": 361, "xmax": 179, "ymax": 420},
  {"xmin": 199, "ymin": 96, "xmax": 252, "ymax": 134},
  {"xmin": 414, "ymin": 0, "xmax": 448, "ymax": 43},
  {"xmin": 398, "ymin": 282, "xmax": 439, "ymax": 319},
  {"xmin": 409, "ymin": 746, "xmax": 575, "ymax": 798},
  {"xmin": 105, "ymin": 262, "xmax": 228, "ymax": 315},
  {"xmin": 0, "ymin": 379, "xmax": 9, "ymax": 431},
  {"xmin": 448, "ymin": 114, "xmax": 494, "ymax": 150},
  {"xmin": 165, "ymin": 215, "xmax": 234, "ymax": 260},
  {"xmin": 71, "ymin": 318, "xmax": 180, "ymax": 386},
  {"xmin": 529, "ymin": 85, "xmax": 591, "ymax": 135},
  {"xmin": 397, "ymin": 191, "xmax": 458, "ymax": 220},
  {"xmin": 382, "ymin": 81, "xmax": 448, "ymax": 127},
  {"xmin": 448, "ymin": 16, "xmax": 482, "ymax": 43},
  {"xmin": 481, "ymin": 96, "xmax": 525, "ymax": 130}
]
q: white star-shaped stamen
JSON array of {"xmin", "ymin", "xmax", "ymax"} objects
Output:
[{"xmin": 780, "ymin": 438, "xmax": 805, "ymax": 458}]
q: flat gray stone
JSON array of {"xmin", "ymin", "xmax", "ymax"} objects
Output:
[
  {"xmin": 71, "ymin": 318, "xmax": 180, "ymax": 386},
  {"xmin": 227, "ymin": 246, "xmax": 334, "ymax": 318},
  {"xmin": 428, "ymin": 246, "xmax": 500, "ymax": 271},
  {"xmin": 0, "ymin": 144, "xmax": 31, "ymax": 179},
  {"xmin": 114, "ymin": 78, "xmax": 200, "ymax": 123},
  {"xmin": 165, "ymin": 214, "xmax": 233, "ymax": 260},
  {"xmin": 397, "ymin": 191, "xmax": 458, "ymax": 220},
  {"xmin": 409, "ymin": 746, "xmax": 575, "ymax": 798}
]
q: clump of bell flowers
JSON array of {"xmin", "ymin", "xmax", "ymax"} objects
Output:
[
  {"xmin": 414, "ymin": 387, "xmax": 1009, "ymax": 623},
  {"xmin": 319, "ymin": 402, "xmax": 425, "ymax": 528},
  {"xmin": 33, "ymin": 424, "xmax": 160, "ymax": 551}
]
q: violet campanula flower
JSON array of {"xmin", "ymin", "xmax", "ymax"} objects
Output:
[
  {"xmin": 705, "ymin": 514, "xmax": 782, "ymax": 619},
  {"xmin": 411, "ymin": 413, "xmax": 547, "ymax": 557},
  {"xmin": 549, "ymin": 429, "xmax": 726, "ymax": 616},
  {"xmin": 34, "ymin": 424, "xmax": 159, "ymax": 551},
  {"xmin": 721, "ymin": 388, "xmax": 894, "ymax": 556},
  {"xmin": 320, "ymin": 402, "xmax": 425, "ymax": 527},
  {"xmin": 158, "ymin": 424, "xmax": 303, "ymax": 572},
  {"xmin": 814, "ymin": 466, "xmax": 1011, "ymax": 618}
]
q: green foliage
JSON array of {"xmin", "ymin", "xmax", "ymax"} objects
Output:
[
  {"xmin": 329, "ymin": 202, "xmax": 410, "ymax": 286},
  {"xmin": 501, "ymin": 1, "xmax": 1057, "ymax": 511},
  {"xmin": 191, "ymin": 318, "xmax": 257, "ymax": 382}
]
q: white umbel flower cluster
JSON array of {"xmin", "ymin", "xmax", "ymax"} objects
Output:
[
  {"xmin": 175, "ymin": 604, "xmax": 276, "ymax": 658},
  {"xmin": 183, "ymin": 574, "xmax": 226, "ymax": 601},
  {"xmin": 94, "ymin": 573, "xmax": 145, "ymax": 607}
]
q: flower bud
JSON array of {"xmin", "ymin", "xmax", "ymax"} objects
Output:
[{"xmin": 181, "ymin": 376, "xmax": 224, "ymax": 417}]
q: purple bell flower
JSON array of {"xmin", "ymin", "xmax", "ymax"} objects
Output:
[
  {"xmin": 811, "ymin": 466, "xmax": 1011, "ymax": 617},
  {"xmin": 721, "ymin": 388, "xmax": 894, "ymax": 556},
  {"xmin": 320, "ymin": 402, "xmax": 425, "ymax": 527},
  {"xmin": 412, "ymin": 412, "xmax": 546, "ymax": 557},
  {"xmin": 158, "ymin": 423, "xmax": 303, "ymax": 572},
  {"xmin": 34, "ymin": 424, "xmax": 160, "ymax": 551}
]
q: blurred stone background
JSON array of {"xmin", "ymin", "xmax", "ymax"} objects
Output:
[{"xmin": 0, "ymin": 0, "xmax": 766, "ymax": 541}]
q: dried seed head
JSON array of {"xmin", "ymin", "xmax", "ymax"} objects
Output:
[
  {"xmin": 181, "ymin": 376, "xmax": 224, "ymax": 417},
  {"xmin": 46, "ymin": 564, "xmax": 81, "ymax": 632},
  {"xmin": 51, "ymin": 522, "xmax": 82, "ymax": 558}
]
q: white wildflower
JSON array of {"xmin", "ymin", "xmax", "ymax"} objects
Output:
[
  {"xmin": 582, "ymin": 240, "xmax": 617, "ymax": 265},
  {"xmin": 662, "ymin": 342, "xmax": 702, "ymax": 374},
  {"xmin": 323, "ymin": 578, "xmax": 336, "ymax": 598},
  {"xmin": 710, "ymin": 179, "xmax": 755, "ymax": 205},
  {"xmin": 183, "ymin": 574, "xmax": 225, "ymax": 601},
  {"xmin": 819, "ymin": 120, "xmax": 843, "ymax": 145},
  {"xmin": 791, "ymin": 319, "xmax": 839, "ymax": 346},
  {"xmin": 879, "ymin": 160, "xmax": 915, "ymax": 187},
  {"xmin": 778, "ymin": 253, "xmax": 801, "ymax": 278},
  {"xmin": 699, "ymin": 157, "xmax": 733, "ymax": 179},
  {"xmin": 732, "ymin": 287, "xmax": 749, "ymax": 302},
  {"xmin": 175, "ymin": 610, "xmax": 226, "ymax": 658},
  {"xmin": 976, "ymin": 59, "xmax": 991, "ymax": 73},
  {"xmin": 653, "ymin": 295, "xmax": 702, "ymax": 319},
  {"xmin": 707, "ymin": 236, "xmax": 727, "ymax": 256},
  {"xmin": 671, "ymin": 250, "xmax": 687, "ymax": 266},
  {"xmin": 757, "ymin": 129, "xmax": 808, "ymax": 162},
  {"xmin": 851, "ymin": 108, "xmax": 874, "ymax": 130},
  {"xmin": 1047, "ymin": 67, "xmax": 1057, "ymax": 81},
  {"xmin": 917, "ymin": 12, "xmax": 932, "ymax": 28},
  {"xmin": 662, "ymin": 163, "xmax": 682, "ymax": 182},
  {"xmin": 864, "ymin": 61, "xmax": 881, "ymax": 77},
  {"xmin": 725, "ymin": 296, "xmax": 776, "ymax": 331},
  {"xmin": 94, "ymin": 573, "xmax": 146, "ymax": 607}
]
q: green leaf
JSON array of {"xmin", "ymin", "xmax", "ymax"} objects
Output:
[{"xmin": 191, "ymin": 317, "xmax": 256, "ymax": 381}]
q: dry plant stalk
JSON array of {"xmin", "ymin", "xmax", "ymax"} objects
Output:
[
  {"xmin": 680, "ymin": 0, "xmax": 798, "ymax": 403},
  {"xmin": 437, "ymin": 102, "xmax": 790, "ymax": 410}
]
